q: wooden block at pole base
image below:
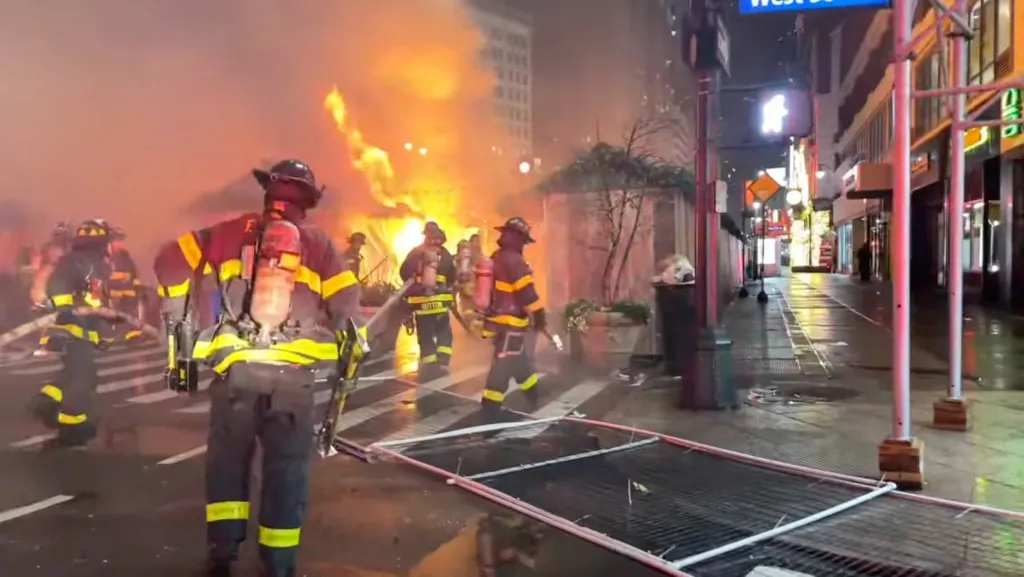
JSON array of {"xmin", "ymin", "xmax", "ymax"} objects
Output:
[
  {"xmin": 877, "ymin": 438, "xmax": 924, "ymax": 491},
  {"xmin": 932, "ymin": 398, "xmax": 969, "ymax": 431}
]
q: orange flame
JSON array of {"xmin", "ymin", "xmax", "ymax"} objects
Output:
[{"xmin": 323, "ymin": 87, "xmax": 476, "ymax": 283}]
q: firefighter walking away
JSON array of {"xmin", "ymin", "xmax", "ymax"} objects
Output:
[
  {"xmin": 29, "ymin": 219, "xmax": 117, "ymax": 448},
  {"xmin": 400, "ymin": 221, "xmax": 456, "ymax": 380},
  {"xmin": 153, "ymin": 159, "xmax": 362, "ymax": 577},
  {"xmin": 109, "ymin": 227, "xmax": 144, "ymax": 341},
  {"xmin": 342, "ymin": 232, "xmax": 366, "ymax": 279},
  {"xmin": 477, "ymin": 217, "xmax": 546, "ymax": 418}
]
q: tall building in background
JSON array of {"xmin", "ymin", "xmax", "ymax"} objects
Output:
[
  {"xmin": 519, "ymin": 0, "xmax": 696, "ymax": 170},
  {"xmin": 466, "ymin": 0, "xmax": 534, "ymax": 158}
]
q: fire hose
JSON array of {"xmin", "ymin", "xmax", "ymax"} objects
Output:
[{"xmin": 0, "ymin": 306, "xmax": 163, "ymax": 352}]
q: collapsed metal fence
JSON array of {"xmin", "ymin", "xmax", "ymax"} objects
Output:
[{"xmin": 365, "ymin": 416, "xmax": 1024, "ymax": 577}]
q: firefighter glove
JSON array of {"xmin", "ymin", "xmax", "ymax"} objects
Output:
[{"xmin": 166, "ymin": 359, "xmax": 200, "ymax": 394}]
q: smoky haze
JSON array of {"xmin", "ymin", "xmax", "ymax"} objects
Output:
[{"xmin": 0, "ymin": 0, "xmax": 511, "ymax": 272}]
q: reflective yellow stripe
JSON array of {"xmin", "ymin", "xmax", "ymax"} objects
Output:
[
  {"xmin": 211, "ymin": 349, "xmax": 327, "ymax": 374},
  {"xmin": 488, "ymin": 315, "xmax": 529, "ymax": 328},
  {"xmin": 407, "ymin": 293, "xmax": 454, "ymax": 305},
  {"xmin": 322, "ymin": 270, "xmax": 358, "ymax": 299},
  {"xmin": 437, "ymin": 346, "xmax": 453, "ymax": 355},
  {"xmin": 518, "ymin": 373, "xmax": 539, "ymax": 391},
  {"xmin": 220, "ymin": 259, "xmax": 325, "ymax": 296},
  {"xmin": 125, "ymin": 330, "xmax": 142, "ymax": 340},
  {"xmin": 57, "ymin": 412, "xmax": 87, "ymax": 425},
  {"xmin": 158, "ymin": 279, "xmax": 190, "ymax": 298},
  {"xmin": 177, "ymin": 233, "xmax": 203, "ymax": 271},
  {"xmin": 414, "ymin": 308, "xmax": 450, "ymax": 316},
  {"xmin": 524, "ymin": 300, "xmax": 543, "ymax": 313},
  {"xmin": 206, "ymin": 501, "xmax": 250, "ymax": 522},
  {"xmin": 109, "ymin": 289, "xmax": 137, "ymax": 298},
  {"xmin": 38, "ymin": 335, "xmax": 50, "ymax": 345},
  {"xmin": 54, "ymin": 324, "xmax": 100, "ymax": 343},
  {"xmin": 421, "ymin": 354, "xmax": 438, "ymax": 363},
  {"xmin": 218, "ymin": 259, "xmax": 242, "ymax": 283},
  {"xmin": 40, "ymin": 384, "xmax": 63, "ymax": 402},
  {"xmin": 436, "ymin": 274, "xmax": 448, "ymax": 284},
  {"xmin": 51, "ymin": 294, "xmax": 74, "ymax": 307},
  {"xmin": 193, "ymin": 334, "xmax": 338, "ymax": 361},
  {"xmin": 482, "ymin": 389, "xmax": 504, "ymax": 402},
  {"xmin": 495, "ymin": 275, "xmax": 533, "ymax": 293},
  {"xmin": 481, "ymin": 329, "xmax": 496, "ymax": 338},
  {"xmin": 258, "ymin": 526, "xmax": 301, "ymax": 548}
]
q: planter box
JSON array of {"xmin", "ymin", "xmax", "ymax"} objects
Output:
[{"xmin": 571, "ymin": 311, "xmax": 645, "ymax": 371}]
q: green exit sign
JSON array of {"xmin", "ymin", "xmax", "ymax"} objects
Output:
[{"xmin": 1004, "ymin": 89, "xmax": 1024, "ymax": 138}]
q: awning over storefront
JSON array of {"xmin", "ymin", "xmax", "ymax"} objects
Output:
[{"xmin": 842, "ymin": 162, "xmax": 892, "ymax": 200}]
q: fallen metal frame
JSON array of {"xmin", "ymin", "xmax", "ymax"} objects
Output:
[{"xmin": 362, "ymin": 415, "xmax": 1024, "ymax": 576}]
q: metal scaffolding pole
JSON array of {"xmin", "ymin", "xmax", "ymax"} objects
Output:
[
  {"xmin": 946, "ymin": 25, "xmax": 967, "ymax": 405},
  {"xmin": 890, "ymin": 0, "xmax": 913, "ymax": 443}
]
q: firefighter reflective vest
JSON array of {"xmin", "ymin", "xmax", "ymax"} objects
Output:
[
  {"xmin": 399, "ymin": 245, "xmax": 456, "ymax": 317},
  {"xmin": 109, "ymin": 248, "xmax": 140, "ymax": 299},
  {"xmin": 46, "ymin": 250, "xmax": 114, "ymax": 345},
  {"xmin": 152, "ymin": 212, "xmax": 362, "ymax": 375},
  {"xmin": 481, "ymin": 247, "xmax": 542, "ymax": 338}
]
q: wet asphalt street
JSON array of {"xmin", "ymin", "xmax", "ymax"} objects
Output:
[{"xmin": 0, "ymin": 331, "xmax": 646, "ymax": 576}]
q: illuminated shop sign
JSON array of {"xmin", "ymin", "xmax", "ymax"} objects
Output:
[
  {"xmin": 963, "ymin": 127, "xmax": 990, "ymax": 153},
  {"xmin": 1003, "ymin": 89, "xmax": 1023, "ymax": 139}
]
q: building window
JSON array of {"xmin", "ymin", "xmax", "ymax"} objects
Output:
[
  {"xmin": 913, "ymin": 49, "xmax": 945, "ymax": 138},
  {"xmin": 494, "ymin": 85, "xmax": 504, "ymax": 99},
  {"xmin": 968, "ymin": 0, "xmax": 1012, "ymax": 85}
]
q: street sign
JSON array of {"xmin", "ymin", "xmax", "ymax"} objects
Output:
[
  {"xmin": 747, "ymin": 173, "xmax": 782, "ymax": 203},
  {"xmin": 739, "ymin": 0, "xmax": 891, "ymax": 15}
]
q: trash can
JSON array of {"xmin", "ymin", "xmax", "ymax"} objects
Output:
[{"xmin": 653, "ymin": 282, "xmax": 698, "ymax": 378}]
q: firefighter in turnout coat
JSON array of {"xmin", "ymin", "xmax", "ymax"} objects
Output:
[
  {"xmin": 153, "ymin": 159, "xmax": 362, "ymax": 577},
  {"xmin": 400, "ymin": 222, "xmax": 456, "ymax": 378},
  {"xmin": 30, "ymin": 219, "xmax": 116, "ymax": 447},
  {"xmin": 479, "ymin": 217, "xmax": 545, "ymax": 416},
  {"xmin": 108, "ymin": 227, "xmax": 144, "ymax": 340}
]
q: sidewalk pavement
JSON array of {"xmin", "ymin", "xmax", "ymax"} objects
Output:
[{"xmin": 604, "ymin": 274, "xmax": 1024, "ymax": 511}]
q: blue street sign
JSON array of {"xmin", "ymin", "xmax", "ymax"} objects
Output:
[{"xmin": 739, "ymin": 0, "xmax": 890, "ymax": 15}]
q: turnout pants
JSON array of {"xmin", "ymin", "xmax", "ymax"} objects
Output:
[
  {"xmin": 414, "ymin": 309, "xmax": 453, "ymax": 368},
  {"xmin": 32, "ymin": 337, "xmax": 99, "ymax": 446},
  {"xmin": 481, "ymin": 330, "xmax": 540, "ymax": 412},
  {"xmin": 204, "ymin": 364, "xmax": 315, "ymax": 577}
]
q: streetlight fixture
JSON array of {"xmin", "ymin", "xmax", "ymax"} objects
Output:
[
  {"xmin": 418, "ymin": 147, "xmax": 428, "ymax": 156},
  {"xmin": 404, "ymin": 142, "xmax": 413, "ymax": 151}
]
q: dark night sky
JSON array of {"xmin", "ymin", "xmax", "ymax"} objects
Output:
[{"xmin": 718, "ymin": 2, "xmax": 802, "ymax": 214}]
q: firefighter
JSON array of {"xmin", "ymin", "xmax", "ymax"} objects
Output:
[
  {"xmin": 29, "ymin": 219, "xmax": 116, "ymax": 447},
  {"xmin": 108, "ymin": 227, "xmax": 144, "ymax": 340},
  {"xmin": 343, "ymin": 232, "xmax": 366, "ymax": 279},
  {"xmin": 399, "ymin": 222, "xmax": 456, "ymax": 377},
  {"xmin": 478, "ymin": 217, "xmax": 545, "ymax": 416},
  {"xmin": 153, "ymin": 159, "xmax": 362, "ymax": 577}
]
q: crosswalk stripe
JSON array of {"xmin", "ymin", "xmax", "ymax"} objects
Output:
[
  {"xmin": 330, "ymin": 365, "xmax": 489, "ymax": 433},
  {"xmin": 498, "ymin": 378, "xmax": 612, "ymax": 439},
  {"xmin": 11, "ymin": 347, "xmax": 163, "ymax": 376},
  {"xmin": 126, "ymin": 378, "xmax": 213, "ymax": 404},
  {"xmin": 378, "ymin": 404, "xmax": 481, "ymax": 444}
]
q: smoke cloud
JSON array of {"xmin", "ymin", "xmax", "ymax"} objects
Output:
[{"xmin": 0, "ymin": 0, "xmax": 513, "ymax": 269}]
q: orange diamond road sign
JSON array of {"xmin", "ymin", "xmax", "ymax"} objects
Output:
[{"xmin": 746, "ymin": 173, "xmax": 782, "ymax": 203}]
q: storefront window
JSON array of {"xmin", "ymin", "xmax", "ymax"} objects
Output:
[
  {"xmin": 963, "ymin": 202, "xmax": 985, "ymax": 271},
  {"xmin": 968, "ymin": 0, "xmax": 1013, "ymax": 85}
]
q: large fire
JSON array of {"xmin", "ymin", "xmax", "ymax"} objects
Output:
[{"xmin": 323, "ymin": 87, "xmax": 477, "ymax": 283}]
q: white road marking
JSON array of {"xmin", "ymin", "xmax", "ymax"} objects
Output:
[
  {"xmin": 158, "ymin": 364, "xmax": 489, "ymax": 465},
  {"xmin": 157, "ymin": 445, "xmax": 208, "ymax": 466},
  {"xmin": 126, "ymin": 378, "xmax": 213, "ymax": 404},
  {"xmin": 499, "ymin": 378, "xmax": 611, "ymax": 439},
  {"xmin": 11, "ymin": 347, "xmax": 163, "ymax": 376},
  {"xmin": 379, "ymin": 405, "xmax": 480, "ymax": 444},
  {"xmin": 9, "ymin": 433, "xmax": 56, "ymax": 448},
  {"xmin": 0, "ymin": 495, "xmax": 76, "ymax": 524}
]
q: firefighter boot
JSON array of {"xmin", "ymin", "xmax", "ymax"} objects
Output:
[
  {"xmin": 29, "ymin": 386, "xmax": 61, "ymax": 429},
  {"xmin": 204, "ymin": 541, "xmax": 240, "ymax": 577}
]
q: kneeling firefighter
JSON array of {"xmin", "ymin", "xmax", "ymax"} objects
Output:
[
  {"xmin": 476, "ymin": 217, "xmax": 547, "ymax": 416},
  {"xmin": 153, "ymin": 159, "xmax": 362, "ymax": 577},
  {"xmin": 400, "ymin": 222, "xmax": 456, "ymax": 378},
  {"xmin": 30, "ymin": 219, "xmax": 116, "ymax": 447},
  {"xmin": 109, "ymin": 227, "xmax": 144, "ymax": 340}
]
